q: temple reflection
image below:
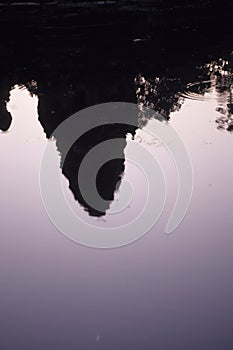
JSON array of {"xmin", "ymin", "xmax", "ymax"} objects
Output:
[
  {"xmin": 0, "ymin": 70, "xmax": 137, "ymax": 217},
  {"xmin": 0, "ymin": 33, "xmax": 233, "ymax": 217},
  {"xmin": 37, "ymin": 70, "xmax": 137, "ymax": 216}
]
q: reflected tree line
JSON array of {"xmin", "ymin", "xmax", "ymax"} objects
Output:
[
  {"xmin": 135, "ymin": 56, "xmax": 233, "ymax": 131},
  {"xmin": 0, "ymin": 4, "xmax": 233, "ymax": 217},
  {"xmin": 1, "ymin": 53, "xmax": 233, "ymax": 216},
  {"xmin": 211, "ymin": 60, "xmax": 233, "ymax": 131}
]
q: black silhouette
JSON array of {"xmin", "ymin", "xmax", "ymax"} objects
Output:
[{"xmin": 1, "ymin": 0, "xmax": 233, "ymax": 216}]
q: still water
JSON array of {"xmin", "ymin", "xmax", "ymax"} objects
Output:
[
  {"xmin": 1, "ymin": 1, "xmax": 233, "ymax": 343},
  {"xmin": 1, "ymin": 53, "xmax": 233, "ymax": 349}
]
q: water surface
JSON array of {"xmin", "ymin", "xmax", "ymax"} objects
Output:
[{"xmin": 1, "ymin": 10, "xmax": 233, "ymax": 349}]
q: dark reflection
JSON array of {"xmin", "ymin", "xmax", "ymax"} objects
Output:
[
  {"xmin": 0, "ymin": 68, "xmax": 138, "ymax": 218},
  {"xmin": 135, "ymin": 56, "xmax": 233, "ymax": 130},
  {"xmin": 0, "ymin": 79, "xmax": 12, "ymax": 132},
  {"xmin": 62, "ymin": 130, "xmax": 129, "ymax": 217},
  {"xmin": 135, "ymin": 73, "xmax": 184, "ymax": 122},
  {"xmin": 0, "ymin": 71, "xmax": 137, "ymax": 216},
  {"xmin": 57, "ymin": 123, "xmax": 136, "ymax": 217},
  {"xmin": 212, "ymin": 60, "xmax": 233, "ymax": 131},
  {"xmin": 36, "ymin": 69, "xmax": 137, "ymax": 216},
  {"xmin": 1, "ymin": 1, "xmax": 233, "ymax": 216}
]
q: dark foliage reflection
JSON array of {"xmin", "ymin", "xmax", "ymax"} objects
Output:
[{"xmin": 0, "ymin": 3, "xmax": 233, "ymax": 216}]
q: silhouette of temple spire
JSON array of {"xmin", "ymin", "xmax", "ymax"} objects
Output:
[{"xmin": 36, "ymin": 67, "xmax": 137, "ymax": 216}]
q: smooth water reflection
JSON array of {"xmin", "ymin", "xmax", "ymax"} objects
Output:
[
  {"xmin": 1, "ymin": 54, "xmax": 233, "ymax": 349},
  {"xmin": 1, "ymin": 55, "xmax": 233, "ymax": 226}
]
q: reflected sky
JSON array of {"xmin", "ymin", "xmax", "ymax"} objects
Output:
[
  {"xmin": 1, "ymin": 1, "xmax": 233, "ymax": 347},
  {"xmin": 1, "ymin": 57, "xmax": 233, "ymax": 349}
]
